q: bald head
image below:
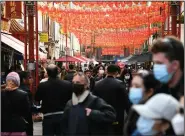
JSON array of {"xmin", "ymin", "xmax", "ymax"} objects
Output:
[{"xmin": 46, "ymin": 64, "xmax": 58, "ymax": 78}]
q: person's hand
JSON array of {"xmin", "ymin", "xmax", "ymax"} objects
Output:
[{"xmin": 85, "ymin": 108, "xmax": 92, "ymax": 116}]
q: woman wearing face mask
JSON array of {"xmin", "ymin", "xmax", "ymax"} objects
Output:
[
  {"xmin": 132, "ymin": 93, "xmax": 179, "ymax": 136},
  {"xmin": 124, "ymin": 70, "xmax": 159, "ymax": 136},
  {"xmin": 119, "ymin": 69, "xmax": 133, "ymax": 93},
  {"xmin": 95, "ymin": 66, "xmax": 105, "ymax": 82}
]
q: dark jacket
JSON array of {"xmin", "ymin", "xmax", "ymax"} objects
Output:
[
  {"xmin": 93, "ymin": 76, "xmax": 131, "ymax": 125},
  {"xmin": 1, "ymin": 89, "xmax": 31, "ymax": 132},
  {"xmin": 64, "ymin": 70, "xmax": 76, "ymax": 82},
  {"xmin": 124, "ymin": 100, "xmax": 146, "ymax": 136},
  {"xmin": 155, "ymin": 74, "xmax": 184, "ymax": 100},
  {"xmin": 62, "ymin": 93, "xmax": 116, "ymax": 136},
  {"xmin": 35, "ymin": 78, "xmax": 72, "ymax": 114},
  {"xmin": 89, "ymin": 76, "xmax": 95, "ymax": 91},
  {"xmin": 19, "ymin": 84, "xmax": 33, "ymax": 135},
  {"xmin": 94, "ymin": 74, "xmax": 106, "ymax": 82},
  {"xmin": 124, "ymin": 99, "xmax": 176, "ymax": 136}
]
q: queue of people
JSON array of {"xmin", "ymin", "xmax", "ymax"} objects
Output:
[{"xmin": 1, "ymin": 36, "xmax": 184, "ymax": 136}]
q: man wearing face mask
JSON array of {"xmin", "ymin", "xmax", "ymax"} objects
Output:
[
  {"xmin": 35, "ymin": 64, "xmax": 72, "ymax": 135},
  {"xmin": 93, "ymin": 64, "xmax": 131, "ymax": 135},
  {"xmin": 62, "ymin": 72, "xmax": 116, "ymax": 135},
  {"xmin": 151, "ymin": 36, "xmax": 184, "ymax": 100},
  {"xmin": 132, "ymin": 93, "xmax": 180, "ymax": 136}
]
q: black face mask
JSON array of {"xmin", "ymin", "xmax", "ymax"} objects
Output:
[{"xmin": 72, "ymin": 84, "xmax": 85, "ymax": 96}]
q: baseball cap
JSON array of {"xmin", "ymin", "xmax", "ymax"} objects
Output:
[{"xmin": 133, "ymin": 93, "xmax": 180, "ymax": 121}]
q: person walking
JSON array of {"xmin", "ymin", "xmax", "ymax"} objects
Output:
[
  {"xmin": 35, "ymin": 64, "xmax": 72, "ymax": 135},
  {"xmin": 18, "ymin": 71, "xmax": 34, "ymax": 136},
  {"xmin": 64, "ymin": 64, "xmax": 76, "ymax": 82},
  {"xmin": 40, "ymin": 69, "xmax": 48, "ymax": 83},
  {"xmin": 124, "ymin": 70, "xmax": 159, "ymax": 136},
  {"xmin": 151, "ymin": 36, "xmax": 184, "ymax": 100},
  {"xmin": 119, "ymin": 68, "xmax": 133, "ymax": 93},
  {"xmin": 93, "ymin": 64, "xmax": 131, "ymax": 135},
  {"xmin": 1, "ymin": 72, "xmax": 30, "ymax": 136},
  {"xmin": 62, "ymin": 72, "xmax": 116, "ymax": 136},
  {"xmin": 132, "ymin": 93, "xmax": 180, "ymax": 136},
  {"xmin": 94, "ymin": 65, "xmax": 106, "ymax": 82},
  {"xmin": 84, "ymin": 69, "xmax": 95, "ymax": 91}
]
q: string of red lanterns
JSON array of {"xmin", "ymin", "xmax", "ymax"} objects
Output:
[{"xmin": 38, "ymin": 2, "xmax": 169, "ymax": 51}]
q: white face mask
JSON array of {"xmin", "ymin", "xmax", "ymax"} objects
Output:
[
  {"xmin": 171, "ymin": 113, "xmax": 184, "ymax": 135},
  {"xmin": 99, "ymin": 70, "xmax": 105, "ymax": 74},
  {"xmin": 125, "ymin": 75, "xmax": 130, "ymax": 80}
]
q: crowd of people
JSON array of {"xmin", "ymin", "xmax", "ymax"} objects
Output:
[{"xmin": 1, "ymin": 36, "xmax": 184, "ymax": 136}]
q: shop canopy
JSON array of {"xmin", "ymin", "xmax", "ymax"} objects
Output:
[
  {"xmin": 55, "ymin": 55, "xmax": 84, "ymax": 62},
  {"xmin": 128, "ymin": 52, "xmax": 152, "ymax": 63},
  {"xmin": 1, "ymin": 33, "xmax": 47, "ymax": 59},
  {"xmin": 75, "ymin": 56, "xmax": 90, "ymax": 62}
]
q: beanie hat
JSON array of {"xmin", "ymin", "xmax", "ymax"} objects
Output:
[{"xmin": 6, "ymin": 72, "xmax": 20, "ymax": 86}]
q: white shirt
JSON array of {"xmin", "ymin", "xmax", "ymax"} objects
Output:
[{"xmin": 40, "ymin": 78, "xmax": 48, "ymax": 83}]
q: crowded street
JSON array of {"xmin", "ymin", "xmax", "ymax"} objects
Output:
[{"xmin": 1, "ymin": 1, "xmax": 185, "ymax": 136}]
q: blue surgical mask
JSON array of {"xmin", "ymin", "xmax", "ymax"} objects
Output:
[
  {"xmin": 129, "ymin": 88, "xmax": 143, "ymax": 104},
  {"xmin": 153, "ymin": 64, "xmax": 173, "ymax": 83},
  {"xmin": 136, "ymin": 116, "xmax": 158, "ymax": 135}
]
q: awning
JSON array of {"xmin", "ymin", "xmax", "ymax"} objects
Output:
[
  {"xmin": 1, "ymin": 33, "xmax": 24, "ymax": 53},
  {"xmin": 120, "ymin": 55, "xmax": 133, "ymax": 62},
  {"xmin": 1, "ymin": 33, "xmax": 47, "ymax": 59},
  {"xmin": 75, "ymin": 56, "xmax": 90, "ymax": 62},
  {"xmin": 55, "ymin": 55, "xmax": 84, "ymax": 62},
  {"xmin": 128, "ymin": 52, "xmax": 152, "ymax": 63},
  {"xmin": 137, "ymin": 52, "xmax": 152, "ymax": 62}
]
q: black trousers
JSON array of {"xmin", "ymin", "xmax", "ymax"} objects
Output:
[{"xmin": 42, "ymin": 114, "xmax": 63, "ymax": 136}]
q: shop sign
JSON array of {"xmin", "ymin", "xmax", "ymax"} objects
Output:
[
  {"xmin": 39, "ymin": 33, "xmax": 48, "ymax": 42},
  {"xmin": 1, "ymin": 18, "xmax": 10, "ymax": 32},
  {"xmin": 5, "ymin": 2, "xmax": 22, "ymax": 19}
]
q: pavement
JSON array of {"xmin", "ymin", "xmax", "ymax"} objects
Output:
[{"xmin": 33, "ymin": 122, "xmax": 42, "ymax": 136}]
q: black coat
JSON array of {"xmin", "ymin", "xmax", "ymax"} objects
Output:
[
  {"xmin": 155, "ymin": 74, "xmax": 184, "ymax": 100},
  {"xmin": 19, "ymin": 84, "xmax": 33, "ymax": 135},
  {"xmin": 35, "ymin": 78, "xmax": 72, "ymax": 114},
  {"xmin": 124, "ymin": 99, "xmax": 147, "ymax": 136},
  {"xmin": 1, "ymin": 89, "xmax": 31, "ymax": 132},
  {"xmin": 62, "ymin": 93, "xmax": 116, "ymax": 136},
  {"xmin": 93, "ymin": 76, "xmax": 131, "ymax": 125},
  {"xmin": 64, "ymin": 71, "xmax": 76, "ymax": 82},
  {"xmin": 89, "ymin": 76, "xmax": 95, "ymax": 91}
]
